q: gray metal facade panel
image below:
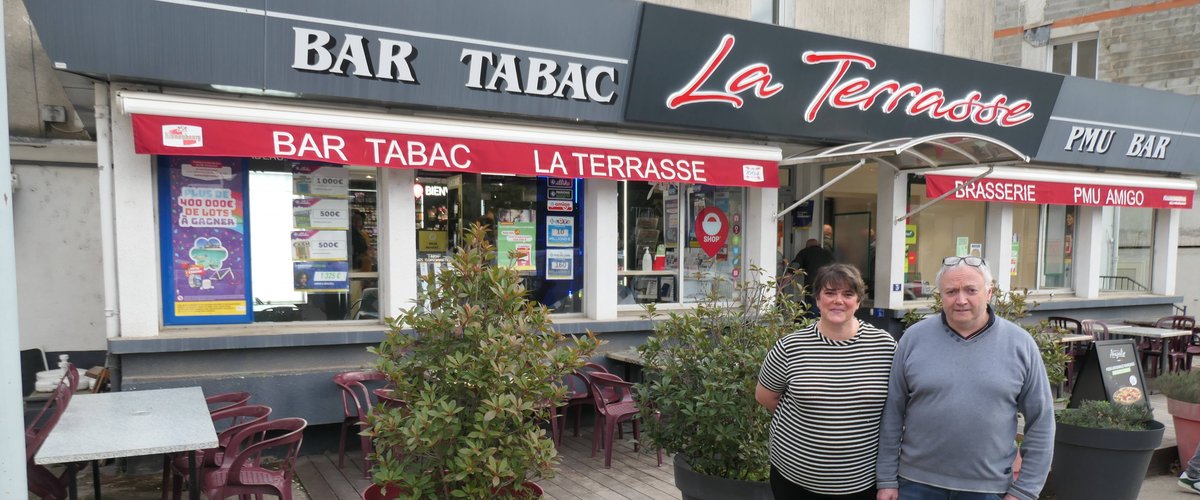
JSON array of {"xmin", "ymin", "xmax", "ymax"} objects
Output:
[
  {"xmin": 1035, "ymin": 77, "xmax": 1200, "ymax": 174},
  {"xmin": 25, "ymin": 0, "xmax": 266, "ymax": 89}
]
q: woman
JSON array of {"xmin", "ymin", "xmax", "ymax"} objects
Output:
[{"xmin": 756, "ymin": 263, "xmax": 896, "ymax": 499}]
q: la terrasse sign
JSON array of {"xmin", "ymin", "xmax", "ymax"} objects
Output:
[{"xmin": 666, "ymin": 35, "xmax": 1036, "ymax": 128}]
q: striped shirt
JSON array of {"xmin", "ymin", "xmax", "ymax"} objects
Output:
[{"xmin": 758, "ymin": 321, "xmax": 896, "ymax": 494}]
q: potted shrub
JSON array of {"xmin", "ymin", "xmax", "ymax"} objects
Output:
[
  {"xmin": 367, "ymin": 224, "xmax": 600, "ymax": 499},
  {"xmin": 636, "ymin": 268, "xmax": 809, "ymax": 500},
  {"xmin": 1052, "ymin": 400, "xmax": 1164, "ymax": 500},
  {"xmin": 1152, "ymin": 369, "xmax": 1200, "ymax": 468}
]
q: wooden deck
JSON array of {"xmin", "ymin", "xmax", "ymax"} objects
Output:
[{"xmin": 295, "ymin": 426, "xmax": 677, "ymax": 500}]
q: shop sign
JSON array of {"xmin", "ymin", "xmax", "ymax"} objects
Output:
[
  {"xmin": 626, "ymin": 4, "xmax": 1063, "ymax": 154},
  {"xmin": 547, "ymin": 200, "xmax": 574, "ymax": 212},
  {"xmin": 291, "ymin": 230, "xmax": 349, "ymax": 261},
  {"xmin": 925, "ymin": 174, "xmax": 1194, "ymax": 209},
  {"xmin": 292, "ymin": 261, "xmax": 350, "ymax": 292},
  {"xmin": 546, "ymin": 216, "xmax": 574, "ymax": 247},
  {"xmin": 695, "ymin": 206, "xmax": 729, "ymax": 258},
  {"xmin": 132, "ymin": 115, "xmax": 777, "ymax": 188},
  {"xmin": 546, "ymin": 249, "xmax": 574, "ymax": 280},
  {"xmin": 497, "ymin": 217, "xmax": 536, "ymax": 272},
  {"xmin": 1069, "ymin": 339, "xmax": 1150, "ymax": 410},
  {"xmin": 158, "ymin": 156, "xmax": 252, "ymax": 325},
  {"xmin": 24, "ymin": 0, "xmax": 637, "ymax": 124},
  {"xmin": 293, "ymin": 198, "xmax": 349, "ymax": 230},
  {"xmin": 1034, "ymin": 78, "xmax": 1200, "ymax": 174}
]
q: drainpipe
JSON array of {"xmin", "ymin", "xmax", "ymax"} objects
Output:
[
  {"xmin": 96, "ymin": 83, "xmax": 119, "ymax": 339},
  {"xmin": 0, "ymin": 3, "xmax": 29, "ymax": 495}
]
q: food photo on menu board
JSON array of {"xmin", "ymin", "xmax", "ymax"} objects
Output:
[{"xmin": 1068, "ymin": 339, "xmax": 1149, "ymax": 409}]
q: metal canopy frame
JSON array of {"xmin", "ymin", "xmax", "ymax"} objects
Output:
[{"xmin": 775, "ymin": 133, "xmax": 1031, "ymax": 222}]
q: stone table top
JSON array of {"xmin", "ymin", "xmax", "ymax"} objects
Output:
[{"xmin": 35, "ymin": 386, "xmax": 217, "ymax": 464}]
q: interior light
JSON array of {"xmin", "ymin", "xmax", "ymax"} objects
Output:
[
  {"xmin": 365, "ymin": 175, "xmax": 374, "ymax": 179},
  {"xmin": 413, "ymin": 183, "xmax": 423, "ymax": 198}
]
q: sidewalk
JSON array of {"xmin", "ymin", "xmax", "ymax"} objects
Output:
[{"xmin": 1141, "ymin": 473, "xmax": 1195, "ymax": 499}]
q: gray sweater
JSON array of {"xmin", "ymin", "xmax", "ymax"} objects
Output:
[{"xmin": 875, "ymin": 312, "xmax": 1054, "ymax": 500}]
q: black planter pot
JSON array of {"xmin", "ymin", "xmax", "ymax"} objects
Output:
[
  {"xmin": 673, "ymin": 455, "xmax": 773, "ymax": 500},
  {"xmin": 1051, "ymin": 420, "xmax": 1164, "ymax": 500}
]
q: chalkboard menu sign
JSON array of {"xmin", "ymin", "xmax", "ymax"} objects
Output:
[{"xmin": 1068, "ymin": 339, "xmax": 1150, "ymax": 409}]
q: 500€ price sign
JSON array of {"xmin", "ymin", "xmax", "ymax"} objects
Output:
[{"xmin": 292, "ymin": 230, "xmax": 348, "ymax": 261}]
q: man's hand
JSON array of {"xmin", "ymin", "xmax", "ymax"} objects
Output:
[{"xmin": 877, "ymin": 488, "xmax": 898, "ymax": 500}]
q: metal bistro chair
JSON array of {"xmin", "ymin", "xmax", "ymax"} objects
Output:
[{"xmin": 333, "ymin": 370, "xmax": 387, "ymax": 477}]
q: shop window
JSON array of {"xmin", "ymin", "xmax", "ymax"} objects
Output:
[
  {"xmin": 1100, "ymin": 207, "xmax": 1155, "ymax": 292},
  {"xmin": 616, "ymin": 182, "xmax": 744, "ymax": 305},
  {"xmin": 1011, "ymin": 204, "xmax": 1077, "ymax": 291},
  {"xmin": 159, "ymin": 156, "xmax": 379, "ymax": 325},
  {"xmin": 750, "ymin": 0, "xmax": 779, "ymax": 23},
  {"xmin": 414, "ymin": 173, "xmax": 583, "ymax": 314},
  {"xmin": 1051, "ymin": 36, "xmax": 1097, "ymax": 79},
  {"xmin": 905, "ymin": 176, "xmax": 987, "ymax": 299},
  {"xmin": 819, "ymin": 163, "xmax": 879, "ymax": 299}
]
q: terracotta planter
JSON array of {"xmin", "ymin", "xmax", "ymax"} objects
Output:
[
  {"xmin": 673, "ymin": 455, "xmax": 773, "ymax": 500},
  {"xmin": 1168, "ymin": 398, "xmax": 1200, "ymax": 468},
  {"xmin": 364, "ymin": 481, "xmax": 543, "ymax": 499}
]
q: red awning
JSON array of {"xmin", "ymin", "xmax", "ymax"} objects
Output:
[
  {"xmin": 925, "ymin": 166, "xmax": 1195, "ymax": 209},
  {"xmin": 122, "ymin": 92, "xmax": 780, "ymax": 188}
]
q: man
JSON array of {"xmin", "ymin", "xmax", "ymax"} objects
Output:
[
  {"xmin": 791, "ymin": 238, "xmax": 835, "ymax": 300},
  {"xmin": 876, "ymin": 256, "xmax": 1053, "ymax": 500}
]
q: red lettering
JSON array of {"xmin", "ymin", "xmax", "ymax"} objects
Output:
[{"xmin": 667, "ymin": 35, "xmax": 783, "ymax": 109}]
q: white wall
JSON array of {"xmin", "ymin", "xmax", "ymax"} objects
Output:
[{"xmin": 13, "ymin": 163, "xmax": 106, "ymax": 350}]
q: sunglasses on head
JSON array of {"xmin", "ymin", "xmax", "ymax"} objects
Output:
[{"xmin": 942, "ymin": 256, "xmax": 987, "ymax": 267}]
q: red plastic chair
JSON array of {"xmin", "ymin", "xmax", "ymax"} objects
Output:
[
  {"xmin": 25, "ymin": 364, "xmax": 78, "ymax": 500},
  {"xmin": 587, "ymin": 371, "xmax": 660, "ymax": 468},
  {"xmin": 333, "ymin": 370, "xmax": 387, "ymax": 477},
  {"xmin": 199, "ymin": 417, "xmax": 307, "ymax": 500},
  {"xmin": 558, "ymin": 371, "xmax": 594, "ymax": 444},
  {"xmin": 206, "ymin": 391, "xmax": 252, "ymax": 412},
  {"xmin": 161, "ymin": 391, "xmax": 256, "ymax": 500},
  {"xmin": 166, "ymin": 404, "xmax": 272, "ymax": 500},
  {"xmin": 1144, "ymin": 316, "xmax": 1196, "ymax": 376}
]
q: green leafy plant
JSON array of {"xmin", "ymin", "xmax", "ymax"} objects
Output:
[
  {"xmin": 367, "ymin": 223, "xmax": 600, "ymax": 499},
  {"xmin": 1056, "ymin": 400, "xmax": 1155, "ymax": 431},
  {"xmin": 907, "ymin": 286, "xmax": 1071, "ymax": 387},
  {"xmin": 1152, "ymin": 370, "xmax": 1200, "ymax": 404},
  {"xmin": 636, "ymin": 268, "xmax": 811, "ymax": 482}
]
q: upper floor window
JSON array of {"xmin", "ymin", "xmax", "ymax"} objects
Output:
[
  {"xmin": 750, "ymin": 0, "xmax": 779, "ymax": 23},
  {"xmin": 1051, "ymin": 37, "xmax": 1098, "ymax": 78}
]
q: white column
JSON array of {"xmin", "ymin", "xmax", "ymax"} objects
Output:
[
  {"xmin": 585, "ymin": 180, "xmax": 617, "ymax": 319},
  {"xmin": 95, "ymin": 83, "xmax": 120, "ymax": 339},
  {"xmin": 378, "ymin": 168, "xmax": 416, "ymax": 319},
  {"xmin": 874, "ymin": 168, "xmax": 906, "ymax": 309},
  {"xmin": 747, "ymin": 186, "xmax": 779, "ymax": 289},
  {"xmin": 1073, "ymin": 205, "xmax": 1104, "ymax": 298},
  {"xmin": 111, "ymin": 85, "xmax": 162, "ymax": 337},
  {"xmin": 0, "ymin": 2, "xmax": 27, "ymax": 491},
  {"xmin": 1153, "ymin": 208, "xmax": 1180, "ymax": 295},
  {"xmin": 908, "ymin": 0, "xmax": 946, "ymax": 52},
  {"xmin": 985, "ymin": 203, "xmax": 1013, "ymax": 292},
  {"xmin": 803, "ymin": 166, "xmax": 824, "ymax": 244}
]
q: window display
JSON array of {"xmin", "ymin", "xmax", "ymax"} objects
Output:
[
  {"xmin": 617, "ymin": 182, "xmax": 744, "ymax": 305},
  {"xmin": 414, "ymin": 173, "xmax": 584, "ymax": 313}
]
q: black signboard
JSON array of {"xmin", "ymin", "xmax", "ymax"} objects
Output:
[
  {"xmin": 1068, "ymin": 339, "xmax": 1150, "ymax": 410},
  {"xmin": 626, "ymin": 4, "xmax": 1065, "ymax": 154}
]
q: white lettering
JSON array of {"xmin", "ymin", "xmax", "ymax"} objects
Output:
[{"xmin": 292, "ymin": 28, "xmax": 333, "ymax": 72}]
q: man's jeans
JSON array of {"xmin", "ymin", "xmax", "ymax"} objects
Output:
[{"xmin": 898, "ymin": 477, "xmax": 1003, "ymax": 500}]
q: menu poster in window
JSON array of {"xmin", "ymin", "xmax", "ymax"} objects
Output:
[
  {"xmin": 158, "ymin": 156, "xmax": 252, "ymax": 325},
  {"xmin": 292, "ymin": 163, "xmax": 349, "ymax": 198},
  {"xmin": 293, "ymin": 261, "xmax": 349, "ymax": 292},
  {"xmin": 546, "ymin": 248, "xmax": 574, "ymax": 280},
  {"xmin": 293, "ymin": 198, "xmax": 349, "ymax": 229},
  {"xmin": 1068, "ymin": 339, "xmax": 1150, "ymax": 410},
  {"xmin": 291, "ymin": 230, "xmax": 348, "ymax": 261},
  {"xmin": 546, "ymin": 216, "xmax": 574, "ymax": 247},
  {"xmin": 497, "ymin": 221, "xmax": 536, "ymax": 272}
]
